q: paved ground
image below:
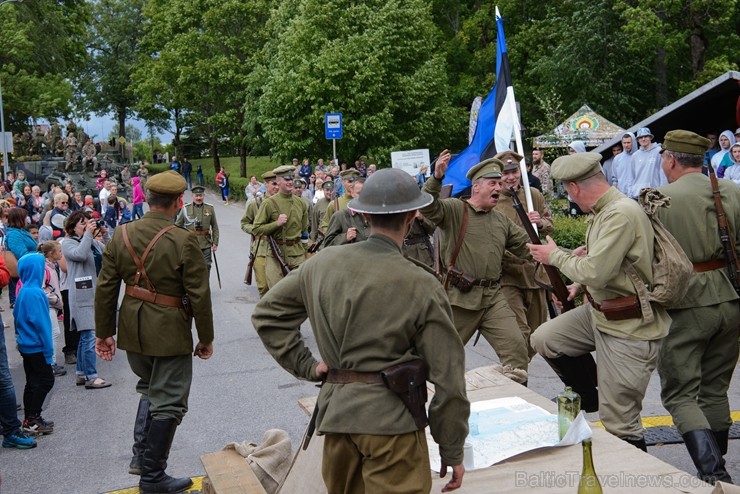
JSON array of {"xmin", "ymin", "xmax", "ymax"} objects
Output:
[{"xmin": 0, "ymin": 189, "xmax": 737, "ymax": 493}]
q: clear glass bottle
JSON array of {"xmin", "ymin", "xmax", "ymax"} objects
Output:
[
  {"xmin": 577, "ymin": 439, "xmax": 603, "ymax": 494},
  {"xmin": 557, "ymin": 386, "xmax": 581, "ymax": 440}
]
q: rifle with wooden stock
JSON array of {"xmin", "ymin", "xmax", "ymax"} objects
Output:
[
  {"xmin": 509, "ymin": 187, "xmax": 575, "ymax": 312},
  {"xmin": 707, "ymin": 166, "xmax": 740, "ymax": 295},
  {"xmin": 267, "ymin": 235, "xmax": 291, "ymax": 276}
]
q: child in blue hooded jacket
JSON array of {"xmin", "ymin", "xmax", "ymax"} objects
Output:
[{"xmin": 14, "ymin": 253, "xmax": 55, "ymax": 435}]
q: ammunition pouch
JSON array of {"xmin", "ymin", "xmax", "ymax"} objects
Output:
[
  {"xmin": 446, "ymin": 266, "xmax": 476, "ymax": 293},
  {"xmin": 381, "ymin": 360, "xmax": 429, "ymax": 429}
]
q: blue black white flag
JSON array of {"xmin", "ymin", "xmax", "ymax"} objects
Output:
[{"xmin": 444, "ymin": 7, "xmax": 517, "ymax": 195}]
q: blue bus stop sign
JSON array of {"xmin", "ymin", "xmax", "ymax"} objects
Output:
[{"xmin": 325, "ymin": 113, "xmax": 343, "ymax": 139}]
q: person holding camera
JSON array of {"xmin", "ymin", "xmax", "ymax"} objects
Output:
[
  {"xmin": 420, "ymin": 151, "xmax": 532, "ymax": 384},
  {"xmin": 175, "ymin": 185, "xmax": 219, "ymax": 276},
  {"xmin": 61, "ymin": 209, "xmax": 111, "ymax": 389}
]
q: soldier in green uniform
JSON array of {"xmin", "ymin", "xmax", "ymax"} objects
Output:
[
  {"xmin": 494, "ymin": 151, "xmax": 554, "ymax": 359},
  {"xmin": 252, "ymin": 168, "xmax": 469, "ymax": 494},
  {"xmin": 309, "ymin": 180, "xmax": 334, "ymax": 249},
  {"xmin": 528, "ymin": 152, "xmax": 671, "ymax": 452},
  {"xmin": 94, "ymin": 170, "xmax": 214, "ymax": 493},
  {"xmin": 241, "ymin": 171, "xmax": 278, "ymax": 297},
  {"xmin": 655, "ymin": 130, "xmax": 739, "ymax": 484},
  {"xmin": 421, "ymin": 151, "xmax": 531, "ymax": 384},
  {"xmin": 64, "ymin": 132, "xmax": 78, "ymax": 171},
  {"xmin": 402, "ymin": 212, "xmax": 436, "ymax": 268},
  {"xmin": 175, "ymin": 185, "xmax": 220, "ymax": 276},
  {"xmin": 320, "ymin": 168, "xmax": 361, "ymax": 232},
  {"xmin": 252, "ymin": 165, "xmax": 309, "ymax": 290},
  {"xmin": 322, "ymin": 178, "xmax": 370, "ymax": 248}
]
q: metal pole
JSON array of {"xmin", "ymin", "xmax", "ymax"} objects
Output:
[
  {"xmin": 0, "ymin": 77, "xmax": 7, "ymax": 181},
  {"xmin": 332, "ymin": 138, "xmax": 336, "ymax": 166}
]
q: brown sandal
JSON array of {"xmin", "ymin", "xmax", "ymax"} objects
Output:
[{"xmin": 85, "ymin": 378, "xmax": 112, "ymax": 389}]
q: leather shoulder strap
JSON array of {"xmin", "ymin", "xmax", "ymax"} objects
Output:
[
  {"xmin": 448, "ymin": 200, "xmax": 469, "ymax": 268},
  {"xmin": 121, "ymin": 224, "xmax": 177, "ymax": 291}
]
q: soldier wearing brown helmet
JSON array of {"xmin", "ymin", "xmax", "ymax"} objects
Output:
[{"xmin": 253, "ymin": 168, "xmax": 469, "ymax": 494}]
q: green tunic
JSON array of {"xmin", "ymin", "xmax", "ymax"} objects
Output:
[
  {"xmin": 252, "ymin": 192, "xmax": 309, "ymax": 258},
  {"xmin": 95, "ymin": 211, "xmax": 214, "ymax": 356},
  {"xmin": 241, "ymin": 196, "xmax": 269, "ymax": 256},
  {"xmin": 175, "ymin": 202, "xmax": 219, "ymax": 250},
  {"xmin": 252, "ymin": 234, "xmax": 470, "ymax": 465},
  {"xmin": 421, "ymin": 176, "xmax": 532, "ymax": 310},
  {"xmin": 656, "ymin": 173, "xmax": 740, "ymax": 308},
  {"xmin": 495, "ymin": 186, "xmax": 553, "ymax": 289},
  {"xmin": 320, "ymin": 195, "xmax": 351, "ymax": 232},
  {"xmin": 310, "ymin": 197, "xmax": 331, "ymax": 242},
  {"xmin": 549, "ymin": 187, "xmax": 670, "ymax": 341},
  {"xmin": 323, "ymin": 209, "xmax": 370, "ymax": 247}
]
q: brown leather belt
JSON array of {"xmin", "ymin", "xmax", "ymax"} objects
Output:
[
  {"xmin": 587, "ymin": 292, "xmax": 642, "ymax": 321},
  {"xmin": 275, "ymin": 238, "xmax": 299, "ymax": 246},
  {"xmin": 473, "ymin": 278, "xmax": 498, "ymax": 288},
  {"xmin": 125, "ymin": 285, "xmax": 185, "ymax": 310},
  {"xmin": 192, "ymin": 230, "xmax": 210, "ymax": 236},
  {"xmin": 325, "ymin": 369, "xmax": 384, "ymax": 385},
  {"xmin": 693, "ymin": 259, "xmax": 725, "ymax": 273}
]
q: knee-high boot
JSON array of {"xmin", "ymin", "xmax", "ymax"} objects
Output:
[
  {"xmin": 541, "ymin": 354, "xmax": 599, "ymax": 412},
  {"xmin": 129, "ymin": 398, "xmax": 152, "ymax": 475},
  {"xmin": 139, "ymin": 418, "xmax": 193, "ymax": 494},
  {"xmin": 712, "ymin": 429, "xmax": 730, "ymax": 456},
  {"xmin": 683, "ymin": 429, "xmax": 733, "ymax": 485}
]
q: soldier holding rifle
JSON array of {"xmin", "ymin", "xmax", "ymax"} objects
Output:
[
  {"xmin": 253, "ymin": 168, "xmax": 469, "ymax": 494},
  {"xmin": 252, "ymin": 165, "xmax": 308, "ymax": 290}
]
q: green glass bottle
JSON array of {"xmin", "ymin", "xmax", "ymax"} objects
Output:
[
  {"xmin": 557, "ymin": 386, "xmax": 581, "ymax": 440},
  {"xmin": 577, "ymin": 439, "xmax": 603, "ymax": 494}
]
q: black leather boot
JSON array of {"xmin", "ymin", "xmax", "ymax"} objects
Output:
[
  {"xmin": 683, "ymin": 429, "xmax": 733, "ymax": 485},
  {"xmin": 139, "ymin": 418, "xmax": 193, "ymax": 493},
  {"xmin": 624, "ymin": 436, "xmax": 647, "ymax": 452},
  {"xmin": 129, "ymin": 398, "xmax": 152, "ymax": 475},
  {"xmin": 712, "ymin": 429, "xmax": 730, "ymax": 456},
  {"xmin": 542, "ymin": 354, "xmax": 599, "ymax": 412}
]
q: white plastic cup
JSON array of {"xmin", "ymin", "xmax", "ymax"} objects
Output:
[{"xmin": 463, "ymin": 442, "xmax": 474, "ymax": 470}]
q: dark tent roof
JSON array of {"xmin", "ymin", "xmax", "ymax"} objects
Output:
[{"xmin": 595, "ymin": 71, "xmax": 740, "ymax": 160}]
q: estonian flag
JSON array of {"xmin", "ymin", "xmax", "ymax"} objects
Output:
[{"xmin": 444, "ymin": 7, "xmax": 517, "ymax": 195}]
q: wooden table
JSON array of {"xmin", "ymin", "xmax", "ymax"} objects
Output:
[{"xmin": 280, "ymin": 366, "xmax": 713, "ymax": 493}]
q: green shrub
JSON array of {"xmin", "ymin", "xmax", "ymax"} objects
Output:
[
  {"xmin": 551, "ymin": 215, "xmax": 587, "ymax": 250},
  {"xmin": 146, "ymin": 163, "xmax": 170, "ymax": 174},
  {"xmin": 192, "ymin": 156, "xmax": 280, "ymax": 202}
]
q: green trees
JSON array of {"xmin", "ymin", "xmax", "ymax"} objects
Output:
[{"xmin": 0, "ymin": 0, "xmax": 87, "ymax": 130}]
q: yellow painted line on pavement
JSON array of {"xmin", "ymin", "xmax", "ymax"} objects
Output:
[
  {"xmin": 103, "ymin": 476, "xmax": 205, "ymax": 494},
  {"xmin": 593, "ymin": 411, "xmax": 740, "ymax": 429}
]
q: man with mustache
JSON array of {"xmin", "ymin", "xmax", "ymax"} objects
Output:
[{"xmin": 420, "ymin": 151, "xmax": 532, "ymax": 384}]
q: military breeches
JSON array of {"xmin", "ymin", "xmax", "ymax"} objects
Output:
[
  {"xmin": 658, "ymin": 302, "xmax": 740, "ymax": 434},
  {"xmin": 126, "ymin": 352, "xmax": 192, "ymax": 423},
  {"xmin": 322, "ymin": 430, "xmax": 432, "ymax": 494},
  {"xmin": 265, "ymin": 253, "xmax": 305, "ymax": 290},
  {"xmin": 500, "ymin": 285, "xmax": 547, "ymax": 360},
  {"xmin": 451, "ymin": 291, "xmax": 529, "ymax": 374},
  {"xmin": 531, "ymin": 304, "xmax": 661, "ymax": 441},
  {"xmin": 254, "ymin": 256, "xmax": 268, "ymax": 297},
  {"xmin": 201, "ymin": 248, "xmax": 213, "ymax": 275}
]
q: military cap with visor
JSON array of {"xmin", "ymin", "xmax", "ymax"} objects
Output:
[
  {"xmin": 272, "ymin": 165, "xmax": 296, "ymax": 178},
  {"xmin": 551, "ymin": 152, "xmax": 603, "ymax": 182},
  {"xmin": 466, "ymin": 158, "xmax": 504, "ymax": 181},
  {"xmin": 340, "ymin": 169, "xmax": 362, "ymax": 180},
  {"xmin": 191, "ymin": 185, "xmax": 206, "ymax": 195},
  {"xmin": 493, "ymin": 151, "xmax": 524, "ymax": 172},
  {"xmin": 349, "ymin": 168, "xmax": 432, "ymax": 214},
  {"xmin": 322, "ymin": 181, "xmax": 334, "ymax": 190},
  {"xmin": 261, "ymin": 171, "xmax": 276, "ymax": 180},
  {"xmin": 146, "ymin": 170, "xmax": 187, "ymax": 195},
  {"xmin": 660, "ymin": 130, "xmax": 709, "ymax": 156}
]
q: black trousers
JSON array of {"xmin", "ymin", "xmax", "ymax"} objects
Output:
[
  {"xmin": 21, "ymin": 352, "xmax": 54, "ymax": 418},
  {"xmin": 61, "ymin": 289, "xmax": 79, "ymax": 355}
]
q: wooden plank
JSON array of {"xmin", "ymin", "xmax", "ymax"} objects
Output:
[{"xmin": 200, "ymin": 450, "xmax": 269, "ymax": 494}]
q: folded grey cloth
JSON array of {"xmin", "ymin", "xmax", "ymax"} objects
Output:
[{"xmin": 225, "ymin": 429, "xmax": 293, "ymax": 494}]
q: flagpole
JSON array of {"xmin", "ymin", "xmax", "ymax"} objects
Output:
[{"xmin": 497, "ymin": 7, "xmax": 537, "ymax": 233}]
